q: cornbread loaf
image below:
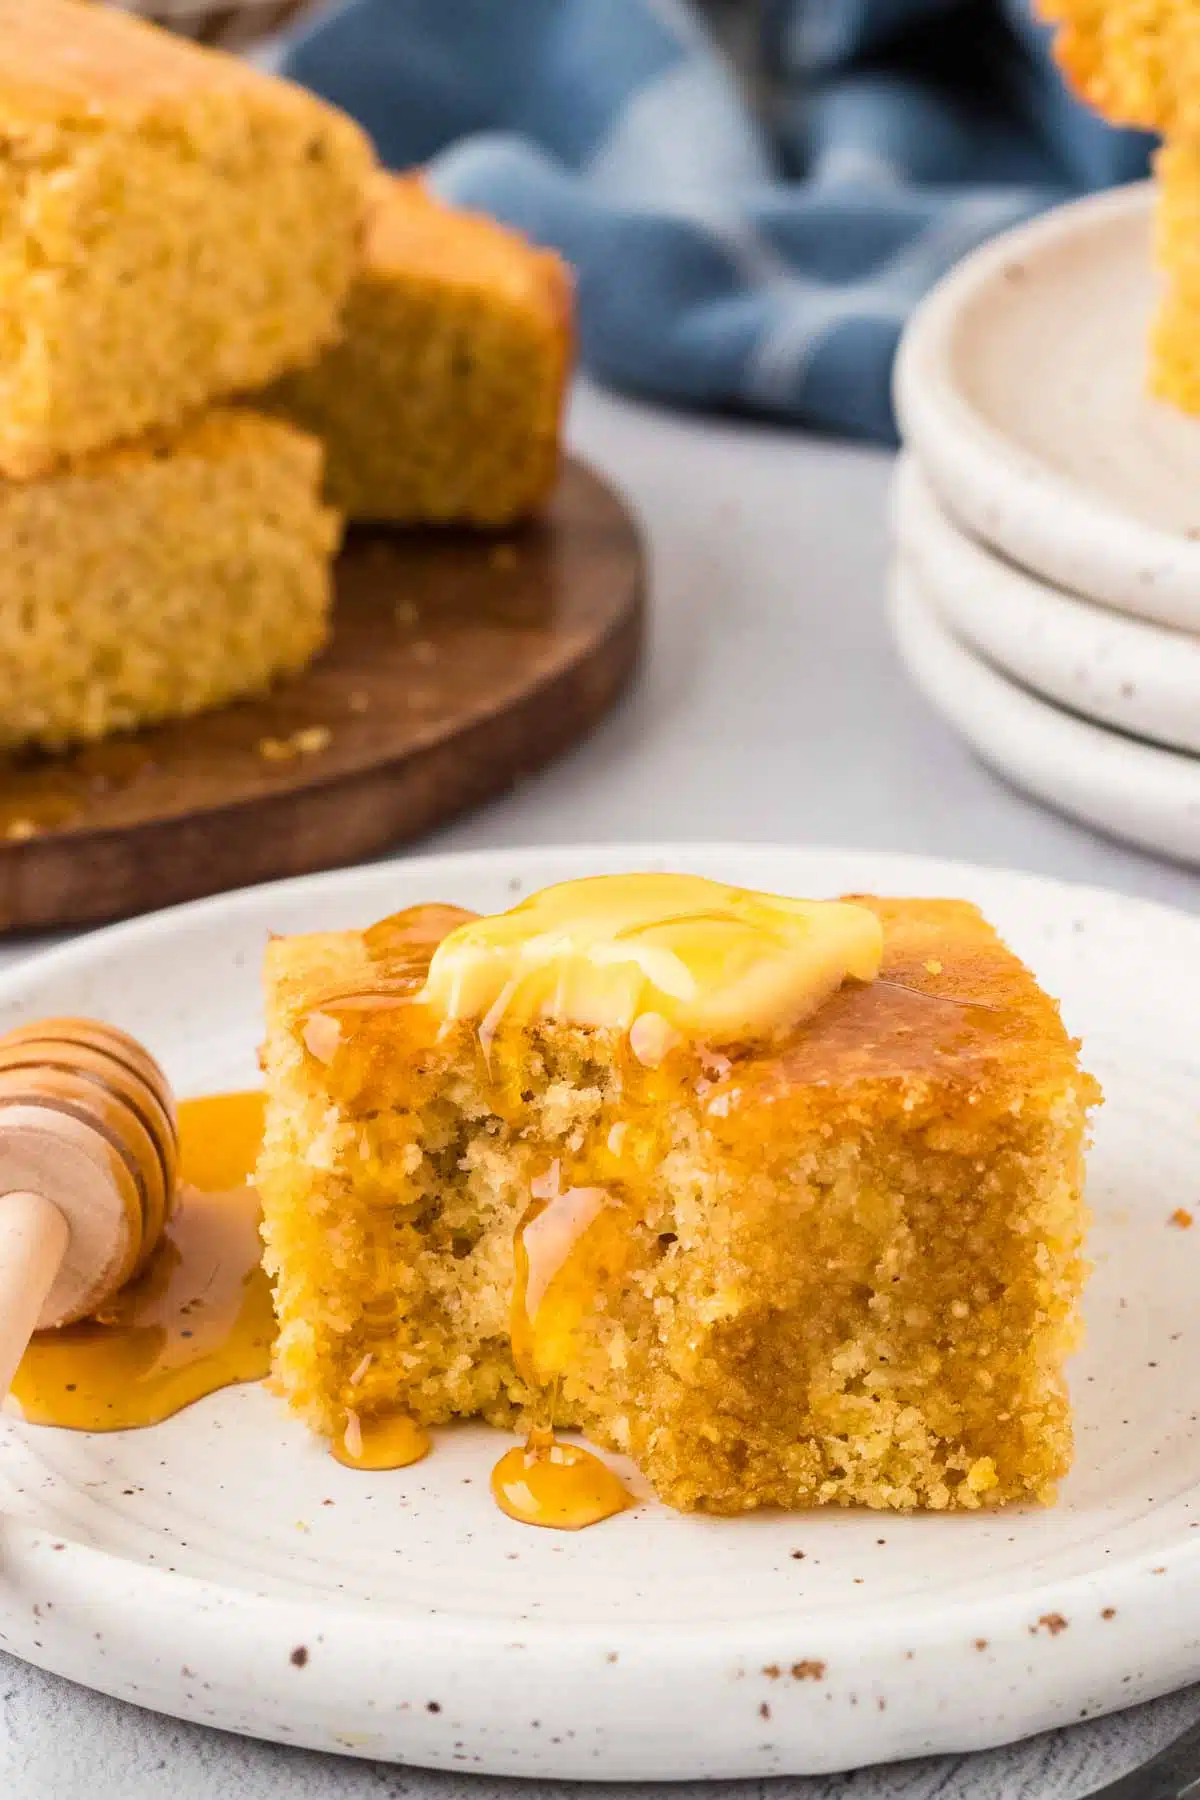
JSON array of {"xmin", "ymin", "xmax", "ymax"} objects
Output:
[
  {"xmin": 0, "ymin": 408, "xmax": 338, "ymax": 750},
  {"xmin": 0, "ymin": 0, "xmax": 375, "ymax": 477},
  {"xmin": 263, "ymin": 175, "xmax": 573, "ymax": 525},
  {"xmin": 257, "ymin": 884, "xmax": 1099, "ymax": 1514}
]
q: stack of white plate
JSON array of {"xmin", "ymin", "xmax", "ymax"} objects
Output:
[{"xmin": 891, "ymin": 181, "xmax": 1200, "ymax": 866}]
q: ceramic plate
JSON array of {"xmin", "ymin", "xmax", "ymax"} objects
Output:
[
  {"xmin": 893, "ymin": 456, "xmax": 1200, "ymax": 755},
  {"xmin": 894, "ymin": 184, "xmax": 1200, "ymax": 632},
  {"xmin": 890, "ymin": 566, "xmax": 1200, "ymax": 865},
  {"xmin": 2, "ymin": 845, "xmax": 1200, "ymax": 1779}
]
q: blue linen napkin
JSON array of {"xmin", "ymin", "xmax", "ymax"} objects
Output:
[{"xmin": 283, "ymin": 0, "xmax": 1153, "ymax": 444}]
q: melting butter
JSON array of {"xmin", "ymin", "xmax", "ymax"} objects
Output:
[{"xmin": 420, "ymin": 872, "xmax": 883, "ymax": 1042}]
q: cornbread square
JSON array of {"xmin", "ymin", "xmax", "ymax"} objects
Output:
[
  {"xmin": 262, "ymin": 175, "xmax": 572, "ymax": 525},
  {"xmin": 0, "ymin": 408, "xmax": 338, "ymax": 750},
  {"xmin": 0, "ymin": 0, "xmax": 375, "ymax": 477},
  {"xmin": 1040, "ymin": 0, "xmax": 1200, "ymax": 133},
  {"xmin": 258, "ymin": 894, "xmax": 1098, "ymax": 1514}
]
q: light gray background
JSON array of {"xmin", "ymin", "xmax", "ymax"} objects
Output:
[{"xmin": 3, "ymin": 381, "xmax": 1198, "ymax": 1797}]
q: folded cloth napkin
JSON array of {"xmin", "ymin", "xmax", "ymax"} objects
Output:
[{"xmin": 283, "ymin": 0, "xmax": 1153, "ymax": 443}]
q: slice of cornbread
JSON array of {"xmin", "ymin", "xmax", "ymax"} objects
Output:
[
  {"xmin": 0, "ymin": 0, "xmax": 375, "ymax": 477},
  {"xmin": 1040, "ymin": 0, "xmax": 1200, "ymax": 133},
  {"xmin": 0, "ymin": 408, "xmax": 338, "ymax": 750},
  {"xmin": 257, "ymin": 880, "xmax": 1099, "ymax": 1515},
  {"xmin": 262, "ymin": 175, "xmax": 572, "ymax": 525}
]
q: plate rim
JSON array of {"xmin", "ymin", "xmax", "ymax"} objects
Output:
[
  {"xmin": 889, "ymin": 563, "xmax": 1200, "ymax": 865},
  {"xmin": 892, "ymin": 454, "xmax": 1200, "ymax": 754},
  {"xmin": 891, "ymin": 182, "xmax": 1200, "ymax": 631}
]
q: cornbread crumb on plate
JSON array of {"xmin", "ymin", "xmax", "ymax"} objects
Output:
[
  {"xmin": 263, "ymin": 174, "xmax": 573, "ymax": 525},
  {"xmin": 0, "ymin": 408, "xmax": 339, "ymax": 750},
  {"xmin": 0, "ymin": 0, "xmax": 375, "ymax": 478},
  {"xmin": 257, "ymin": 888, "xmax": 1099, "ymax": 1515}
]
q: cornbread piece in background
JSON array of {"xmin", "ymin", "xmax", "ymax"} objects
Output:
[
  {"xmin": 0, "ymin": 0, "xmax": 375, "ymax": 478},
  {"xmin": 1152, "ymin": 142, "xmax": 1200, "ymax": 412},
  {"xmin": 257, "ymin": 892, "xmax": 1098, "ymax": 1514},
  {"xmin": 1040, "ymin": 0, "xmax": 1200, "ymax": 133},
  {"xmin": 0, "ymin": 409, "xmax": 338, "ymax": 750},
  {"xmin": 262, "ymin": 176, "xmax": 573, "ymax": 525}
]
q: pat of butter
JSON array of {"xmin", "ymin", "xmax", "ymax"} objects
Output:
[{"xmin": 419, "ymin": 873, "xmax": 883, "ymax": 1043}]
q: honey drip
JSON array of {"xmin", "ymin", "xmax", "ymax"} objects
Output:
[
  {"xmin": 0, "ymin": 739, "xmax": 156, "ymax": 841},
  {"xmin": 331, "ymin": 1409, "xmax": 431, "ymax": 1471},
  {"xmin": 491, "ymin": 1424, "xmax": 632, "ymax": 1531},
  {"xmin": 7, "ymin": 1090, "xmax": 272, "ymax": 1431},
  {"xmin": 496, "ymin": 1172, "xmax": 636, "ymax": 1529}
]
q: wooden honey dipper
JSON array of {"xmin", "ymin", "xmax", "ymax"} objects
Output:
[{"xmin": 0, "ymin": 1019, "xmax": 178, "ymax": 1398}]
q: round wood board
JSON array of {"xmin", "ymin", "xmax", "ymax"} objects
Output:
[{"xmin": 0, "ymin": 458, "xmax": 644, "ymax": 933}]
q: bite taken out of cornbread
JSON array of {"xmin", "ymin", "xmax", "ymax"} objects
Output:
[
  {"xmin": 0, "ymin": 0, "xmax": 375, "ymax": 478},
  {"xmin": 0, "ymin": 408, "xmax": 338, "ymax": 750},
  {"xmin": 262, "ymin": 174, "xmax": 573, "ymax": 526},
  {"xmin": 257, "ymin": 874, "xmax": 1100, "ymax": 1516}
]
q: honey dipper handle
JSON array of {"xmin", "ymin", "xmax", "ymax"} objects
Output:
[{"xmin": 0, "ymin": 1191, "xmax": 69, "ymax": 1398}]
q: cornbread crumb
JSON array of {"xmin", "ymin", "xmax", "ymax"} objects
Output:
[
  {"xmin": 263, "ymin": 175, "xmax": 573, "ymax": 525},
  {"xmin": 259, "ymin": 725, "xmax": 333, "ymax": 763},
  {"xmin": 257, "ymin": 895, "xmax": 1099, "ymax": 1515},
  {"xmin": 1169, "ymin": 1207, "xmax": 1193, "ymax": 1229},
  {"xmin": 0, "ymin": 0, "xmax": 375, "ymax": 476},
  {"xmin": 0, "ymin": 409, "xmax": 338, "ymax": 750}
]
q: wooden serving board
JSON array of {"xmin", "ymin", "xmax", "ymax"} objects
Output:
[{"xmin": 0, "ymin": 458, "xmax": 644, "ymax": 932}]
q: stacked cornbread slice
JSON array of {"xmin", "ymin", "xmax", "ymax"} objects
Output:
[
  {"xmin": 0, "ymin": 0, "xmax": 372, "ymax": 749},
  {"xmin": 264, "ymin": 174, "xmax": 573, "ymax": 527},
  {"xmin": 1042, "ymin": 0, "xmax": 1200, "ymax": 412}
]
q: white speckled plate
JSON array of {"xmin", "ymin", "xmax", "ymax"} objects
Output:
[
  {"xmin": 2, "ymin": 846, "xmax": 1200, "ymax": 1780},
  {"xmin": 893, "ymin": 457, "xmax": 1200, "ymax": 755},
  {"xmin": 894, "ymin": 183, "xmax": 1200, "ymax": 632},
  {"xmin": 891, "ymin": 567, "xmax": 1200, "ymax": 866}
]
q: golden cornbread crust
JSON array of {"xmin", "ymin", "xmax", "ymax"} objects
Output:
[
  {"xmin": 257, "ymin": 897, "xmax": 1099, "ymax": 1514},
  {"xmin": 0, "ymin": 407, "xmax": 339, "ymax": 749},
  {"xmin": 263, "ymin": 174, "xmax": 573, "ymax": 524},
  {"xmin": 0, "ymin": 0, "xmax": 376, "ymax": 476}
]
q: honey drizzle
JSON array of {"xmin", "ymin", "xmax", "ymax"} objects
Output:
[
  {"xmin": 490, "ymin": 1424, "xmax": 632, "ymax": 1531},
  {"xmin": 332, "ymin": 1409, "xmax": 431, "ymax": 1471},
  {"xmin": 503, "ymin": 1177, "xmax": 636, "ymax": 1530},
  {"xmin": 7, "ymin": 1091, "xmax": 272, "ymax": 1431},
  {"xmin": 0, "ymin": 739, "xmax": 156, "ymax": 841}
]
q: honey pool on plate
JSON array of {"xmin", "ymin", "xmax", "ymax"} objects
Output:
[{"xmin": 8, "ymin": 1083, "xmax": 632, "ymax": 1529}]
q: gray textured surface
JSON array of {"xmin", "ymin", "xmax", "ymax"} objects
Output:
[{"xmin": 2, "ymin": 380, "xmax": 1199, "ymax": 1795}]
